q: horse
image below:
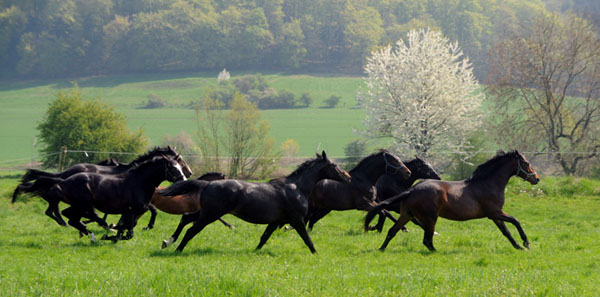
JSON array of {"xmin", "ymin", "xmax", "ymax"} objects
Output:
[
  {"xmin": 158, "ymin": 151, "xmax": 351, "ymax": 253},
  {"xmin": 11, "ymin": 146, "xmax": 192, "ymax": 226},
  {"xmin": 20, "ymin": 155, "xmax": 188, "ymax": 243},
  {"xmin": 305, "ymin": 150, "xmax": 411, "ymax": 231},
  {"xmin": 107, "ymin": 172, "xmax": 233, "ymax": 231},
  {"xmin": 368, "ymin": 157, "xmax": 441, "ymax": 231},
  {"xmin": 364, "ymin": 150, "xmax": 540, "ymax": 251},
  {"xmin": 17, "ymin": 146, "xmax": 191, "ymax": 184}
]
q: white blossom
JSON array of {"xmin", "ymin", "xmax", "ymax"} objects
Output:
[
  {"xmin": 217, "ymin": 68, "xmax": 230, "ymax": 84},
  {"xmin": 357, "ymin": 28, "xmax": 483, "ymax": 158}
]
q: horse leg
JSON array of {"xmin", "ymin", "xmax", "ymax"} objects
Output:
[
  {"xmin": 379, "ymin": 214, "xmax": 412, "ymax": 251},
  {"xmin": 373, "ymin": 209, "xmax": 401, "ymax": 233},
  {"xmin": 143, "ymin": 204, "xmax": 157, "ymax": 230},
  {"xmin": 62, "ymin": 207, "xmax": 97, "ymax": 243},
  {"xmin": 175, "ymin": 213, "xmax": 218, "ymax": 252},
  {"xmin": 82, "ymin": 209, "xmax": 109, "ymax": 230},
  {"xmin": 289, "ymin": 219, "xmax": 317, "ymax": 254},
  {"xmin": 498, "ymin": 212, "xmax": 529, "ymax": 249},
  {"xmin": 256, "ymin": 223, "xmax": 279, "ymax": 250},
  {"xmin": 307, "ymin": 208, "xmax": 331, "ymax": 231},
  {"xmin": 162, "ymin": 212, "xmax": 201, "ymax": 249},
  {"xmin": 44, "ymin": 204, "xmax": 67, "ymax": 226},
  {"xmin": 218, "ymin": 217, "xmax": 235, "ymax": 229},
  {"xmin": 491, "ymin": 218, "xmax": 523, "ymax": 250},
  {"xmin": 420, "ymin": 219, "xmax": 438, "ymax": 252}
]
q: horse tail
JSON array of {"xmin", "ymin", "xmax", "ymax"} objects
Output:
[
  {"xmin": 157, "ymin": 180, "xmax": 210, "ymax": 197},
  {"xmin": 364, "ymin": 190, "xmax": 411, "ymax": 231},
  {"xmin": 21, "ymin": 168, "xmax": 57, "ymax": 183},
  {"xmin": 14, "ymin": 177, "xmax": 63, "ymax": 200}
]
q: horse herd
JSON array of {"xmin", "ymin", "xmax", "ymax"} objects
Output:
[{"xmin": 11, "ymin": 146, "xmax": 540, "ymax": 253}]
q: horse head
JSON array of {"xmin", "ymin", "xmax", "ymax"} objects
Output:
[
  {"xmin": 317, "ymin": 150, "xmax": 351, "ymax": 184},
  {"xmin": 413, "ymin": 156, "xmax": 441, "ymax": 180},
  {"xmin": 514, "ymin": 151, "xmax": 539, "ymax": 185}
]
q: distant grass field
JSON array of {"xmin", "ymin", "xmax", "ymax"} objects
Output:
[
  {"xmin": 0, "ymin": 72, "xmax": 365, "ymax": 167},
  {"xmin": 1, "ymin": 174, "xmax": 599, "ymax": 296}
]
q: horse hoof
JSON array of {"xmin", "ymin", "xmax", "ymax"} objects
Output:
[
  {"xmin": 524, "ymin": 242, "xmax": 530, "ymax": 249},
  {"xmin": 89, "ymin": 233, "xmax": 97, "ymax": 243},
  {"xmin": 162, "ymin": 238, "xmax": 174, "ymax": 249}
]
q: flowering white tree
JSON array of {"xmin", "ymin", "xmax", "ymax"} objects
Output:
[{"xmin": 357, "ymin": 28, "xmax": 483, "ymax": 158}]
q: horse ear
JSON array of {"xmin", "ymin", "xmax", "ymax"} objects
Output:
[
  {"xmin": 315, "ymin": 152, "xmax": 322, "ymax": 159},
  {"xmin": 321, "ymin": 150, "xmax": 327, "ymax": 160}
]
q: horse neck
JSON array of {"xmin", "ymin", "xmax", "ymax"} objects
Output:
[
  {"xmin": 471, "ymin": 159, "xmax": 516, "ymax": 191},
  {"xmin": 350, "ymin": 157, "xmax": 386, "ymax": 185},
  {"xmin": 286, "ymin": 164, "xmax": 326, "ymax": 197},
  {"xmin": 126, "ymin": 161, "xmax": 167, "ymax": 190}
]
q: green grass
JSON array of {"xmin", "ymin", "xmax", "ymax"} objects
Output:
[
  {"xmin": 0, "ymin": 72, "xmax": 365, "ymax": 166},
  {"xmin": 1, "ymin": 174, "xmax": 599, "ymax": 296}
]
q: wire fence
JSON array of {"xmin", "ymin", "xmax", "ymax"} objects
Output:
[{"xmin": 0, "ymin": 149, "xmax": 598, "ymax": 178}]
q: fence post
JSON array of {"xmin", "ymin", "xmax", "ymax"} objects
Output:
[{"xmin": 59, "ymin": 146, "xmax": 67, "ymax": 171}]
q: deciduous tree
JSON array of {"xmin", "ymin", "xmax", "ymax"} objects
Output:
[
  {"xmin": 37, "ymin": 86, "xmax": 147, "ymax": 167},
  {"xmin": 487, "ymin": 13, "xmax": 600, "ymax": 175},
  {"xmin": 357, "ymin": 28, "xmax": 483, "ymax": 158}
]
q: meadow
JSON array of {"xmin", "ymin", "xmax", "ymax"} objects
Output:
[
  {"xmin": 0, "ymin": 72, "xmax": 365, "ymax": 167},
  {"xmin": 1, "ymin": 173, "xmax": 599, "ymax": 296}
]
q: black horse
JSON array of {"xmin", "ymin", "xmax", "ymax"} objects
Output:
[
  {"xmin": 12, "ymin": 146, "xmax": 191, "ymax": 226},
  {"xmin": 106, "ymin": 172, "xmax": 230, "ymax": 231},
  {"xmin": 365, "ymin": 150, "xmax": 540, "ymax": 251},
  {"xmin": 305, "ymin": 150, "xmax": 411, "ymax": 231},
  {"xmin": 16, "ymin": 146, "xmax": 191, "ymax": 185},
  {"xmin": 368, "ymin": 157, "xmax": 441, "ymax": 231},
  {"xmin": 158, "ymin": 151, "xmax": 351, "ymax": 253},
  {"xmin": 20, "ymin": 155, "xmax": 187, "ymax": 243}
]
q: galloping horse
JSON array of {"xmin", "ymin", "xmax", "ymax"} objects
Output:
[
  {"xmin": 110, "ymin": 172, "xmax": 234, "ymax": 231},
  {"xmin": 368, "ymin": 157, "xmax": 441, "ymax": 231},
  {"xmin": 20, "ymin": 155, "xmax": 187, "ymax": 242},
  {"xmin": 365, "ymin": 150, "xmax": 539, "ymax": 251},
  {"xmin": 158, "ymin": 151, "xmax": 351, "ymax": 253},
  {"xmin": 12, "ymin": 146, "xmax": 192, "ymax": 226},
  {"xmin": 306, "ymin": 150, "xmax": 411, "ymax": 231}
]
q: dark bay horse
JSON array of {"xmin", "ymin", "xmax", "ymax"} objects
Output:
[
  {"xmin": 158, "ymin": 151, "xmax": 351, "ymax": 253},
  {"xmin": 306, "ymin": 150, "xmax": 411, "ymax": 231},
  {"xmin": 365, "ymin": 150, "xmax": 540, "ymax": 251},
  {"xmin": 368, "ymin": 157, "xmax": 441, "ymax": 231},
  {"xmin": 22, "ymin": 155, "xmax": 187, "ymax": 242},
  {"xmin": 12, "ymin": 146, "xmax": 192, "ymax": 226}
]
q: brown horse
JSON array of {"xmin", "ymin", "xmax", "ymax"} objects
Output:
[{"xmin": 365, "ymin": 150, "xmax": 540, "ymax": 251}]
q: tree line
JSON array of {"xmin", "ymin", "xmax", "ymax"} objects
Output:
[{"xmin": 0, "ymin": 0, "xmax": 561, "ymax": 79}]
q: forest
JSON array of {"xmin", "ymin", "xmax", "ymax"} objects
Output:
[{"xmin": 1, "ymin": 0, "xmax": 598, "ymax": 79}]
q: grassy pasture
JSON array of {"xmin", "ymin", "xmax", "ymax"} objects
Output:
[
  {"xmin": 1, "ymin": 174, "xmax": 599, "ymax": 296},
  {"xmin": 0, "ymin": 73, "xmax": 365, "ymax": 165}
]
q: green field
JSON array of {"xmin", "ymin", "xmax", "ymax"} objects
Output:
[
  {"xmin": 0, "ymin": 73, "xmax": 366, "ymax": 167},
  {"xmin": 1, "ymin": 174, "xmax": 599, "ymax": 296}
]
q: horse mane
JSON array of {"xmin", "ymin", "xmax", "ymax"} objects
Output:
[
  {"xmin": 129, "ymin": 155, "xmax": 169, "ymax": 171},
  {"xmin": 350, "ymin": 149, "xmax": 395, "ymax": 173},
  {"xmin": 197, "ymin": 172, "xmax": 226, "ymax": 180},
  {"xmin": 130, "ymin": 147, "xmax": 176, "ymax": 165},
  {"xmin": 466, "ymin": 150, "xmax": 518, "ymax": 182},
  {"xmin": 287, "ymin": 157, "xmax": 323, "ymax": 178}
]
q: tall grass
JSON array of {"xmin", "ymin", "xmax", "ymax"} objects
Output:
[{"xmin": 1, "ymin": 174, "xmax": 599, "ymax": 296}]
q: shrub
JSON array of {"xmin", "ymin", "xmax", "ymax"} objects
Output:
[
  {"xmin": 323, "ymin": 95, "xmax": 341, "ymax": 108},
  {"xmin": 37, "ymin": 86, "xmax": 148, "ymax": 167}
]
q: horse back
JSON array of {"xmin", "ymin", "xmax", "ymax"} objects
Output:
[{"xmin": 202, "ymin": 179, "xmax": 288, "ymax": 224}]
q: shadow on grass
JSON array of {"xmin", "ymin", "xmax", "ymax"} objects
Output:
[{"xmin": 149, "ymin": 247, "xmax": 280, "ymax": 258}]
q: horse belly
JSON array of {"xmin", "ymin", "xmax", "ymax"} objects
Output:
[{"xmin": 230, "ymin": 200, "xmax": 284, "ymax": 224}]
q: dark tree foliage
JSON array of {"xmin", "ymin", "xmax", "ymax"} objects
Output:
[{"xmin": 0, "ymin": 0, "xmax": 551, "ymax": 79}]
